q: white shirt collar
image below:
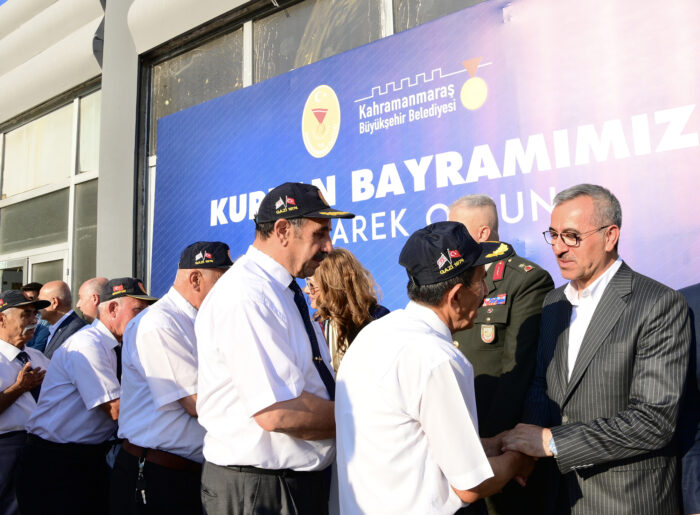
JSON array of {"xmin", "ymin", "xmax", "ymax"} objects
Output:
[
  {"xmin": 564, "ymin": 257, "xmax": 623, "ymax": 306},
  {"xmin": 167, "ymin": 286, "xmax": 198, "ymax": 320},
  {"xmin": 49, "ymin": 310, "xmax": 74, "ymax": 336},
  {"xmin": 246, "ymin": 245, "xmax": 294, "ymax": 289},
  {"xmin": 93, "ymin": 319, "xmax": 120, "ymax": 350},
  {"xmin": 404, "ymin": 301, "xmax": 453, "ymax": 342},
  {"xmin": 0, "ymin": 338, "xmax": 22, "ymax": 360}
]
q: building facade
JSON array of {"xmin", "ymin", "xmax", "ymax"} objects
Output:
[{"xmin": 0, "ymin": 0, "xmax": 480, "ymax": 292}]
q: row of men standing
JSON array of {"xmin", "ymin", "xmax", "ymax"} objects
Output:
[{"xmin": 0, "ymin": 180, "xmax": 697, "ymax": 515}]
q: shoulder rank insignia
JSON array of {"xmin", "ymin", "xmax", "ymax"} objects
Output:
[
  {"xmin": 492, "ymin": 260, "xmax": 505, "ymax": 281},
  {"xmin": 481, "ymin": 324, "xmax": 495, "ymax": 343},
  {"xmin": 483, "ymin": 293, "xmax": 507, "ymax": 306}
]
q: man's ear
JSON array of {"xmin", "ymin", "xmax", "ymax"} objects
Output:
[
  {"xmin": 107, "ymin": 300, "xmax": 119, "ymax": 319},
  {"xmin": 477, "ymin": 225, "xmax": 491, "ymax": 243},
  {"xmin": 274, "ymin": 219, "xmax": 293, "ymax": 246},
  {"xmin": 189, "ymin": 270, "xmax": 202, "ymax": 292},
  {"xmin": 604, "ymin": 225, "xmax": 620, "ymax": 252},
  {"xmin": 445, "ymin": 282, "xmax": 466, "ymax": 315}
]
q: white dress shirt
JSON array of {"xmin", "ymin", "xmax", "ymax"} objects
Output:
[
  {"xmin": 336, "ymin": 301, "xmax": 493, "ymax": 515},
  {"xmin": 118, "ymin": 287, "xmax": 204, "ymax": 461},
  {"xmin": 564, "ymin": 258, "xmax": 623, "ymax": 380},
  {"xmin": 196, "ymin": 245, "xmax": 334, "ymax": 471},
  {"xmin": 46, "ymin": 310, "xmax": 74, "ymax": 346},
  {"xmin": 25, "ymin": 319, "xmax": 120, "ymax": 444},
  {"xmin": 0, "ymin": 341, "xmax": 50, "ymax": 434}
]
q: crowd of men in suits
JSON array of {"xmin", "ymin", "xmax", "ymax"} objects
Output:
[{"xmin": 0, "ymin": 181, "xmax": 697, "ymax": 515}]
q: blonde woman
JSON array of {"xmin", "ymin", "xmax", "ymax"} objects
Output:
[{"xmin": 304, "ymin": 248, "xmax": 389, "ymax": 371}]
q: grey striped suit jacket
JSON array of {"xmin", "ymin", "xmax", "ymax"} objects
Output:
[{"xmin": 523, "ymin": 262, "xmax": 690, "ymax": 514}]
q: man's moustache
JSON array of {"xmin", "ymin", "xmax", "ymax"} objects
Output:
[{"xmin": 22, "ymin": 324, "xmax": 37, "ymax": 335}]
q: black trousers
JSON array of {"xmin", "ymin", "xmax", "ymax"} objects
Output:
[
  {"xmin": 0, "ymin": 431, "xmax": 25, "ymax": 515},
  {"xmin": 200, "ymin": 461, "xmax": 330, "ymax": 515},
  {"xmin": 16, "ymin": 434, "xmax": 111, "ymax": 515},
  {"xmin": 109, "ymin": 447, "xmax": 203, "ymax": 515}
]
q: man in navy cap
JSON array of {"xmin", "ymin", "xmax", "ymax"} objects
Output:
[
  {"xmin": 111, "ymin": 242, "xmax": 233, "ymax": 515},
  {"xmin": 18, "ymin": 278, "xmax": 157, "ymax": 515},
  {"xmin": 0, "ymin": 290, "xmax": 50, "ymax": 515},
  {"xmin": 196, "ymin": 182, "xmax": 354, "ymax": 515},
  {"xmin": 335, "ymin": 221, "xmax": 534, "ymax": 514}
]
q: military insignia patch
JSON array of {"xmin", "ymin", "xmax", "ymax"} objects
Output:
[
  {"xmin": 483, "ymin": 293, "xmax": 507, "ymax": 306},
  {"xmin": 481, "ymin": 324, "xmax": 495, "ymax": 343}
]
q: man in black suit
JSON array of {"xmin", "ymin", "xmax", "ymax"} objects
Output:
[
  {"xmin": 679, "ymin": 283, "xmax": 700, "ymax": 515},
  {"xmin": 38, "ymin": 281, "xmax": 86, "ymax": 359},
  {"xmin": 503, "ymin": 184, "xmax": 690, "ymax": 514}
]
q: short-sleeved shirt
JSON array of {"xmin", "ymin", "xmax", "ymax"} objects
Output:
[
  {"xmin": 336, "ymin": 301, "xmax": 493, "ymax": 514},
  {"xmin": 195, "ymin": 245, "xmax": 335, "ymax": 471},
  {"xmin": 118, "ymin": 287, "xmax": 204, "ymax": 461},
  {"xmin": 0, "ymin": 340, "xmax": 50, "ymax": 434},
  {"xmin": 25, "ymin": 320, "xmax": 120, "ymax": 444}
]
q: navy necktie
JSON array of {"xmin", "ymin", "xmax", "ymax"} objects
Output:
[
  {"xmin": 16, "ymin": 351, "xmax": 40, "ymax": 401},
  {"xmin": 289, "ymin": 280, "xmax": 335, "ymax": 400},
  {"xmin": 114, "ymin": 345, "xmax": 122, "ymax": 384}
]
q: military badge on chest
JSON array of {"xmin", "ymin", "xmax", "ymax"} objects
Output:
[{"xmin": 481, "ymin": 324, "xmax": 496, "ymax": 343}]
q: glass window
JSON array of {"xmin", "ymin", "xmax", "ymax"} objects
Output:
[
  {"xmin": 72, "ymin": 179, "xmax": 98, "ymax": 294},
  {"xmin": 0, "ymin": 188, "xmax": 69, "ymax": 254},
  {"xmin": 394, "ymin": 0, "xmax": 487, "ymax": 32},
  {"xmin": 32, "ymin": 259, "xmax": 64, "ymax": 284},
  {"xmin": 2, "ymin": 104, "xmax": 73, "ymax": 199},
  {"xmin": 151, "ymin": 28, "xmax": 244, "ymax": 153},
  {"xmin": 78, "ymin": 91, "xmax": 101, "ymax": 174},
  {"xmin": 254, "ymin": 0, "xmax": 383, "ymax": 83}
]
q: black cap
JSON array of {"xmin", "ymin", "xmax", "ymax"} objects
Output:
[
  {"xmin": 399, "ymin": 221, "xmax": 514, "ymax": 286},
  {"xmin": 178, "ymin": 241, "xmax": 234, "ymax": 270},
  {"xmin": 0, "ymin": 290, "xmax": 50, "ymax": 312},
  {"xmin": 254, "ymin": 182, "xmax": 355, "ymax": 224},
  {"xmin": 100, "ymin": 278, "xmax": 158, "ymax": 304}
]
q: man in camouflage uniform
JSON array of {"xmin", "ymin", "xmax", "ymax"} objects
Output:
[{"xmin": 449, "ymin": 194, "xmax": 554, "ymax": 515}]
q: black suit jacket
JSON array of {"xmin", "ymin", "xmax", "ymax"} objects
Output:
[
  {"xmin": 523, "ymin": 262, "xmax": 690, "ymax": 514},
  {"xmin": 679, "ymin": 283, "xmax": 700, "ymax": 515},
  {"xmin": 44, "ymin": 311, "xmax": 87, "ymax": 359}
]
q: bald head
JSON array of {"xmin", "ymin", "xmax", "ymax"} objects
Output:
[
  {"xmin": 448, "ymin": 194, "xmax": 499, "ymax": 242},
  {"xmin": 76, "ymin": 277, "xmax": 108, "ymax": 323},
  {"xmin": 38, "ymin": 281, "xmax": 73, "ymax": 325},
  {"xmin": 173, "ymin": 267, "xmax": 227, "ymax": 310}
]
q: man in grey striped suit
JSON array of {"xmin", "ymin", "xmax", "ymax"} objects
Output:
[{"xmin": 502, "ymin": 184, "xmax": 690, "ymax": 514}]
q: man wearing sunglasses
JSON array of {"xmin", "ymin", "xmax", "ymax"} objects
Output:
[{"xmin": 502, "ymin": 183, "xmax": 690, "ymax": 514}]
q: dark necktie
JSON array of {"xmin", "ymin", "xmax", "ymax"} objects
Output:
[
  {"xmin": 289, "ymin": 280, "xmax": 335, "ymax": 400},
  {"xmin": 114, "ymin": 345, "xmax": 122, "ymax": 384},
  {"xmin": 16, "ymin": 351, "xmax": 40, "ymax": 401}
]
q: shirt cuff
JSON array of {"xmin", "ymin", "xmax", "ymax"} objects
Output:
[{"xmin": 548, "ymin": 435, "xmax": 558, "ymax": 457}]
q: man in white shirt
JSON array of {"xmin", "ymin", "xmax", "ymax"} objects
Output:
[
  {"xmin": 111, "ymin": 241, "xmax": 232, "ymax": 515},
  {"xmin": 503, "ymin": 184, "xmax": 690, "ymax": 514},
  {"xmin": 38, "ymin": 280, "xmax": 87, "ymax": 358},
  {"xmin": 0, "ymin": 290, "xmax": 50, "ymax": 515},
  {"xmin": 196, "ymin": 182, "xmax": 355, "ymax": 515},
  {"xmin": 18, "ymin": 277, "xmax": 157, "ymax": 515},
  {"xmin": 336, "ymin": 221, "xmax": 534, "ymax": 514}
]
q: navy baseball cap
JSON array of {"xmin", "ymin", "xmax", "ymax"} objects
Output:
[
  {"xmin": 399, "ymin": 221, "xmax": 513, "ymax": 285},
  {"xmin": 254, "ymin": 182, "xmax": 355, "ymax": 224},
  {"xmin": 0, "ymin": 290, "xmax": 50, "ymax": 312},
  {"xmin": 178, "ymin": 241, "xmax": 233, "ymax": 269},
  {"xmin": 100, "ymin": 278, "xmax": 158, "ymax": 304}
]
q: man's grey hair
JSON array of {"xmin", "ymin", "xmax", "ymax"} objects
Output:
[
  {"xmin": 553, "ymin": 184, "xmax": 622, "ymax": 228},
  {"xmin": 448, "ymin": 194, "xmax": 499, "ymax": 234}
]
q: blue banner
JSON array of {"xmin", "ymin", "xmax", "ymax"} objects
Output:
[{"xmin": 153, "ymin": 0, "xmax": 700, "ymax": 308}]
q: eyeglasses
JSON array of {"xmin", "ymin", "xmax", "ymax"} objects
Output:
[
  {"xmin": 304, "ymin": 279, "xmax": 319, "ymax": 294},
  {"xmin": 542, "ymin": 225, "xmax": 611, "ymax": 247}
]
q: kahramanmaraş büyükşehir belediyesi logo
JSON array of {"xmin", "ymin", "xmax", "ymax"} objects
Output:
[{"xmin": 302, "ymin": 85, "xmax": 340, "ymax": 158}]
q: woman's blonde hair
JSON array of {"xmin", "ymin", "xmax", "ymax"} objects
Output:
[{"xmin": 313, "ymin": 248, "xmax": 381, "ymax": 353}]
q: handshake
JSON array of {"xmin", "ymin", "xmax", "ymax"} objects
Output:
[{"xmin": 481, "ymin": 423, "xmax": 554, "ymax": 487}]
